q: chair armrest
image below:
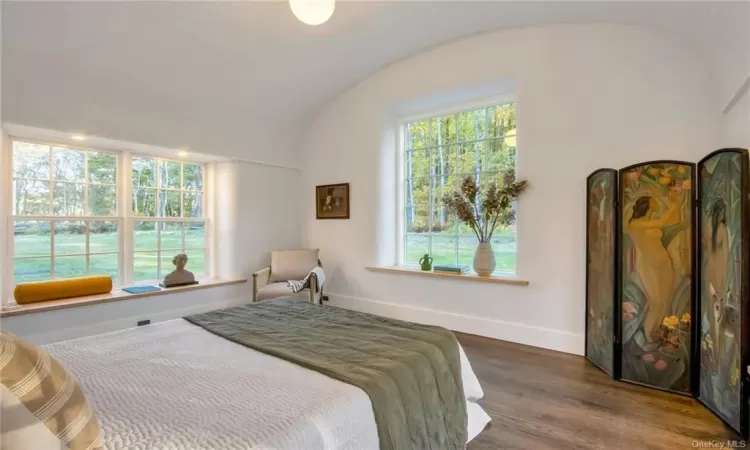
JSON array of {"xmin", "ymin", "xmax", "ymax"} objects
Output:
[{"xmin": 252, "ymin": 267, "xmax": 271, "ymax": 302}]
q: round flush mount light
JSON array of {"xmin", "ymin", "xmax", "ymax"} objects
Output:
[
  {"xmin": 289, "ymin": 0, "xmax": 335, "ymax": 26},
  {"xmin": 177, "ymin": 150, "xmax": 189, "ymax": 157},
  {"xmin": 71, "ymin": 134, "xmax": 86, "ymax": 141}
]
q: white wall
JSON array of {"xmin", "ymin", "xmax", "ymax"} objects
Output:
[
  {"xmin": 301, "ymin": 24, "xmax": 721, "ymax": 354},
  {"xmin": 721, "ymin": 87, "xmax": 749, "ymax": 150}
]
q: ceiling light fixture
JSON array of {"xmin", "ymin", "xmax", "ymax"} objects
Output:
[
  {"xmin": 71, "ymin": 134, "xmax": 86, "ymax": 141},
  {"xmin": 289, "ymin": 0, "xmax": 335, "ymax": 26},
  {"xmin": 177, "ymin": 150, "xmax": 189, "ymax": 157}
]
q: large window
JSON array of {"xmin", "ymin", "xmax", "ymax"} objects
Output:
[
  {"xmin": 7, "ymin": 139, "xmax": 208, "ymax": 295},
  {"xmin": 401, "ymin": 101, "xmax": 517, "ymax": 274}
]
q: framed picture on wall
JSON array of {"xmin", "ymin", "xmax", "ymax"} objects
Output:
[{"xmin": 316, "ymin": 183, "xmax": 350, "ymax": 219}]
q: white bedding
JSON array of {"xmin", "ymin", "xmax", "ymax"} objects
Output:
[{"xmin": 43, "ymin": 319, "xmax": 490, "ymax": 450}]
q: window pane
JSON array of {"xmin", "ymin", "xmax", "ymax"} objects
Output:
[
  {"xmin": 88, "ymin": 151, "xmax": 117, "ymax": 184},
  {"xmin": 183, "ymin": 164, "xmax": 203, "ymax": 190},
  {"xmin": 456, "ymin": 109, "xmax": 486, "ymax": 143},
  {"xmin": 405, "ymin": 149, "xmax": 430, "ymax": 179},
  {"xmin": 132, "ymin": 157, "xmax": 156, "ymax": 187},
  {"xmin": 89, "ymin": 254, "xmax": 118, "ymax": 284},
  {"xmin": 14, "ymin": 257, "xmax": 51, "ymax": 283},
  {"xmin": 431, "ymin": 236, "xmax": 457, "ymax": 266},
  {"xmin": 488, "ymin": 103, "xmax": 516, "ymax": 137},
  {"xmin": 13, "ymin": 141, "xmax": 50, "ymax": 179},
  {"xmin": 405, "ymin": 177, "xmax": 429, "ymax": 206},
  {"xmin": 487, "ymin": 139, "xmax": 516, "ymax": 172},
  {"xmin": 432, "ymin": 176, "xmax": 455, "ymax": 208},
  {"xmin": 457, "ymin": 142, "xmax": 485, "ymax": 174},
  {"xmin": 186, "ymin": 250, "xmax": 205, "ymax": 276},
  {"xmin": 432, "ymin": 146, "xmax": 456, "ymax": 177},
  {"xmin": 458, "ymin": 236, "xmax": 479, "ymax": 268},
  {"xmin": 159, "ymin": 252, "xmax": 176, "ymax": 280},
  {"xmin": 159, "ymin": 160, "xmax": 181, "ymax": 189},
  {"xmin": 132, "ymin": 188, "xmax": 157, "ymax": 217},
  {"xmin": 185, "ymin": 222, "xmax": 205, "ymax": 249},
  {"xmin": 182, "ymin": 191, "xmax": 203, "ymax": 218},
  {"xmin": 158, "ymin": 190, "xmax": 181, "ymax": 217},
  {"xmin": 405, "ymin": 235, "xmax": 429, "ymax": 265},
  {"xmin": 54, "ymin": 221, "xmax": 86, "ymax": 255},
  {"xmin": 88, "ymin": 184, "xmax": 116, "ymax": 216},
  {"xmin": 13, "ymin": 179, "xmax": 50, "ymax": 215},
  {"xmin": 492, "ymin": 230, "xmax": 517, "ymax": 273},
  {"xmin": 432, "ymin": 115, "xmax": 457, "ymax": 145},
  {"xmin": 406, "ymin": 121, "xmax": 429, "ymax": 149},
  {"xmin": 54, "ymin": 255, "xmax": 87, "ymax": 279},
  {"xmin": 90, "ymin": 221, "xmax": 119, "ymax": 253},
  {"xmin": 405, "ymin": 205, "xmax": 429, "ymax": 233},
  {"xmin": 13, "ymin": 221, "xmax": 51, "ymax": 257},
  {"xmin": 134, "ymin": 221, "xmax": 158, "ymax": 251},
  {"xmin": 53, "ymin": 147, "xmax": 85, "ymax": 181},
  {"xmin": 133, "ymin": 252, "xmax": 158, "ymax": 281},
  {"xmin": 53, "ymin": 181, "xmax": 84, "ymax": 215},
  {"xmin": 160, "ymin": 222, "xmax": 183, "ymax": 250},
  {"xmin": 431, "ymin": 205, "xmax": 456, "ymax": 234}
]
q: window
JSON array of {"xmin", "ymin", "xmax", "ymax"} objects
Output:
[
  {"xmin": 12, "ymin": 141, "xmax": 120, "ymax": 284},
  {"xmin": 401, "ymin": 101, "xmax": 517, "ymax": 274},
  {"xmin": 6, "ymin": 139, "xmax": 208, "ymax": 298},
  {"xmin": 131, "ymin": 157, "xmax": 206, "ymax": 281}
]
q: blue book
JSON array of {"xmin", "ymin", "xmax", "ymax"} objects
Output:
[{"xmin": 122, "ymin": 285, "xmax": 161, "ymax": 294}]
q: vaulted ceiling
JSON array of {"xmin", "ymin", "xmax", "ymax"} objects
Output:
[{"xmin": 2, "ymin": 1, "xmax": 748, "ymax": 162}]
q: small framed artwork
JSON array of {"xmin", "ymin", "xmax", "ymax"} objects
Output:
[{"xmin": 316, "ymin": 183, "xmax": 350, "ymax": 219}]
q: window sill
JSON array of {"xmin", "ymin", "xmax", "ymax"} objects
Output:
[
  {"xmin": 365, "ymin": 266, "xmax": 529, "ymax": 286},
  {"xmin": 0, "ymin": 278, "xmax": 247, "ymax": 318}
]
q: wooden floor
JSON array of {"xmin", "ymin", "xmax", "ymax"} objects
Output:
[{"xmin": 457, "ymin": 332, "xmax": 741, "ymax": 450}]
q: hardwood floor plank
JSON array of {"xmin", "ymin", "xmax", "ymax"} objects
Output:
[{"xmin": 457, "ymin": 332, "xmax": 741, "ymax": 449}]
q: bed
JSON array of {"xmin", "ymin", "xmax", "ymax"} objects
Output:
[{"xmin": 42, "ymin": 300, "xmax": 491, "ymax": 450}]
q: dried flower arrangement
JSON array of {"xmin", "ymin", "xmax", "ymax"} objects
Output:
[{"xmin": 442, "ymin": 171, "xmax": 528, "ymax": 242}]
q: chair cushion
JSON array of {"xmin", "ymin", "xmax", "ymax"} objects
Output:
[
  {"xmin": 0, "ymin": 331, "xmax": 104, "ymax": 450},
  {"xmin": 256, "ymin": 282, "xmax": 311, "ymax": 302},
  {"xmin": 269, "ymin": 249, "xmax": 319, "ymax": 282}
]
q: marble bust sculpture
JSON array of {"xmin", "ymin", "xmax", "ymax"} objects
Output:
[{"xmin": 161, "ymin": 253, "xmax": 198, "ymax": 288}]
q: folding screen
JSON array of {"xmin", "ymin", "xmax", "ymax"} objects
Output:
[
  {"xmin": 618, "ymin": 161, "xmax": 695, "ymax": 394},
  {"xmin": 585, "ymin": 169, "xmax": 618, "ymax": 376},
  {"xmin": 696, "ymin": 149, "xmax": 750, "ymax": 437}
]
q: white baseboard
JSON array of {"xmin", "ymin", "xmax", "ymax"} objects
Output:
[
  {"xmin": 13, "ymin": 296, "xmax": 249, "ymax": 345},
  {"xmin": 327, "ymin": 293, "xmax": 584, "ymax": 355}
]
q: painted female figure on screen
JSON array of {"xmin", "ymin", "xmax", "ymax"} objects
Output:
[{"xmin": 621, "ymin": 164, "xmax": 692, "ymax": 393}]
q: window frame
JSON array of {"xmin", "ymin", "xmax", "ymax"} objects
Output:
[
  {"xmin": 3, "ymin": 137, "xmax": 210, "ymax": 304},
  {"xmin": 396, "ymin": 93, "xmax": 518, "ymax": 275}
]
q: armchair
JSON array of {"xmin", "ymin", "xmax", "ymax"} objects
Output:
[{"xmin": 252, "ymin": 249, "xmax": 323, "ymax": 304}]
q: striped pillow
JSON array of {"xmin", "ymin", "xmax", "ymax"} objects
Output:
[{"xmin": 0, "ymin": 331, "xmax": 103, "ymax": 450}]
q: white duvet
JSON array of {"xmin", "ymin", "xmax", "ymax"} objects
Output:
[{"xmin": 43, "ymin": 319, "xmax": 490, "ymax": 450}]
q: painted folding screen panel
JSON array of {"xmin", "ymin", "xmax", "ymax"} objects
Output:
[
  {"xmin": 619, "ymin": 161, "xmax": 695, "ymax": 394},
  {"xmin": 697, "ymin": 149, "xmax": 749, "ymax": 437},
  {"xmin": 585, "ymin": 169, "xmax": 617, "ymax": 376}
]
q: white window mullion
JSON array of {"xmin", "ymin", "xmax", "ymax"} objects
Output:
[
  {"xmin": 50, "ymin": 221, "xmax": 56, "ymax": 279},
  {"xmin": 85, "ymin": 221, "xmax": 90, "ymax": 275},
  {"xmin": 48, "ymin": 146, "xmax": 55, "ymax": 216},
  {"xmin": 120, "ymin": 152, "xmax": 132, "ymax": 286},
  {"xmin": 83, "ymin": 151, "xmax": 89, "ymax": 216}
]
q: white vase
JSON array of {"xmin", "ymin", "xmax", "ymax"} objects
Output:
[{"xmin": 473, "ymin": 242, "xmax": 496, "ymax": 276}]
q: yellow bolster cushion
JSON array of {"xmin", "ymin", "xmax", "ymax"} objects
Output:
[{"xmin": 14, "ymin": 276, "xmax": 113, "ymax": 305}]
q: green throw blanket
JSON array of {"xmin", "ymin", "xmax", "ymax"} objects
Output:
[{"xmin": 184, "ymin": 298, "xmax": 468, "ymax": 450}]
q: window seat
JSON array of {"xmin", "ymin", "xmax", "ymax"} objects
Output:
[{"xmin": 0, "ymin": 278, "xmax": 247, "ymax": 318}]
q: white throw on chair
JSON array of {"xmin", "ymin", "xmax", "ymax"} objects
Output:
[{"xmin": 252, "ymin": 249, "xmax": 324, "ymax": 304}]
